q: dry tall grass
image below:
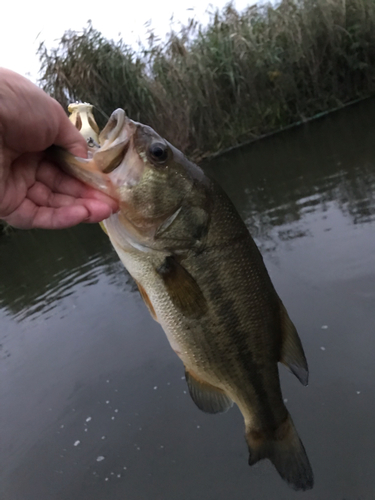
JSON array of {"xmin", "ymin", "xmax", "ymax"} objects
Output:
[{"xmin": 38, "ymin": 0, "xmax": 375, "ymax": 159}]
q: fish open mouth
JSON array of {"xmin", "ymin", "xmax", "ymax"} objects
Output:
[{"xmin": 50, "ymin": 109, "xmax": 135, "ymax": 201}]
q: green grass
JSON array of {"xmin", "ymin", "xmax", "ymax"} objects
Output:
[{"xmin": 38, "ymin": 0, "xmax": 375, "ymax": 160}]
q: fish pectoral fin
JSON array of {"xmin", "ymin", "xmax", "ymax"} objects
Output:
[
  {"xmin": 156, "ymin": 256, "xmax": 207, "ymax": 318},
  {"xmin": 135, "ymin": 281, "xmax": 158, "ymax": 322},
  {"xmin": 279, "ymin": 301, "xmax": 309, "ymax": 386},
  {"xmin": 185, "ymin": 369, "xmax": 233, "ymax": 414}
]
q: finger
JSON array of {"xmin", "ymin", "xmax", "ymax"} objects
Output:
[
  {"xmin": 36, "ymin": 160, "xmax": 119, "ymax": 212},
  {"xmin": 27, "ymin": 181, "xmax": 76, "ymax": 208},
  {"xmin": 31, "ymin": 199, "xmax": 114, "ymax": 228},
  {"xmin": 27, "ymin": 182, "xmax": 117, "ymax": 217},
  {"xmin": 4, "ymin": 197, "xmax": 114, "ymax": 230},
  {"xmin": 52, "ymin": 100, "xmax": 88, "ymax": 158}
]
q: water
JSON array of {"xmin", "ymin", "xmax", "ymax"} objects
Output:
[{"xmin": 1, "ymin": 98, "xmax": 375, "ymax": 499}]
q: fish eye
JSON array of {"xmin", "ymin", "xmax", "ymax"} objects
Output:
[{"xmin": 149, "ymin": 142, "xmax": 168, "ymax": 163}]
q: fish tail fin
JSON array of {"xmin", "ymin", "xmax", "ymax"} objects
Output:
[{"xmin": 246, "ymin": 414, "xmax": 314, "ymax": 491}]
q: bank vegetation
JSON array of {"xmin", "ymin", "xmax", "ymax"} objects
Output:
[{"xmin": 37, "ymin": 0, "xmax": 375, "ymax": 159}]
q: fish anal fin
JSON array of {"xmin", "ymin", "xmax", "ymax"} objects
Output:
[
  {"xmin": 135, "ymin": 281, "xmax": 158, "ymax": 322},
  {"xmin": 157, "ymin": 256, "xmax": 207, "ymax": 318},
  {"xmin": 185, "ymin": 368, "xmax": 233, "ymax": 414},
  {"xmin": 246, "ymin": 414, "xmax": 314, "ymax": 491},
  {"xmin": 279, "ymin": 301, "xmax": 309, "ymax": 386}
]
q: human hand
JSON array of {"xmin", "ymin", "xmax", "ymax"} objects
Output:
[{"xmin": 0, "ymin": 68, "xmax": 118, "ymax": 229}]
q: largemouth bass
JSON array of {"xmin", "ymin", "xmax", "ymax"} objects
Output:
[{"xmin": 50, "ymin": 108, "xmax": 313, "ymax": 490}]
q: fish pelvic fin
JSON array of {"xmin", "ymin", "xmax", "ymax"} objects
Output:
[
  {"xmin": 279, "ymin": 301, "xmax": 309, "ymax": 386},
  {"xmin": 246, "ymin": 414, "xmax": 314, "ymax": 491},
  {"xmin": 185, "ymin": 369, "xmax": 233, "ymax": 414}
]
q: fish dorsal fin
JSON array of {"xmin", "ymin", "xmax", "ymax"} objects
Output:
[
  {"xmin": 156, "ymin": 256, "xmax": 207, "ymax": 318},
  {"xmin": 279, "ymin": 301, "xmax": 309, "ymax": 386},
  {"xmin": 135, "ymin": 280, "xmax": 158, "ymax": 322},
  {"xmin": 185, "ymin": 369, "xmax": 233, "ymax": 414}
]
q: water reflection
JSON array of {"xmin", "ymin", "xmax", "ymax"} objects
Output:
[
  {"xmin": 205, "ymin": 97, "xmax": 375, "ymax": 250},
  {"xmin": 2, "ymin": 98, "xmax": 375, "ymax": 500},
  {"xmin": 0, "ymin": 225, "xmax": 134, "ymax": 321}
]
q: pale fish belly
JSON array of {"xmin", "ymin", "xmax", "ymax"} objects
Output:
[{"xmin": 103, "ymin": 229, "xmax": 191, "ymax": 363}]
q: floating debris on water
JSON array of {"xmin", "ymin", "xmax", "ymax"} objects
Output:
[
  {"xmin": 283, "ymin": 398, "xmax": 288, "ymax": 403},
  {"xmin": 114, "ymin": 409, "xmax": 119, "ymax": 413},
  {"xmin": 123, "ymin": 466, "xmax": 127, "ymax": 470},
  {"xmin": 73, "ymin": 440, "xmax": 80, "ymax": 447},
  {"xmin": 96, "ymin": 456, "xmax": 105, "ymax": 462},
  {"xmin": 101, "ymin": 436, "xmax": 106, "ymax": 440},
  {"xmin": 106, "ymin": 380, "xmax": 110, "ymax": 383},
  {"xmin": 197, "ymin": 425, "xmax": 200, "ymax": 429},
  {"xmin": 117, "ymin": 474, "xmax": 121, "ymax": 478},
  {"xmin": 181, "ymin": 376, "xmax": 185, "ymax": 380},
  {"xmin": 154, "ymin": 386, "xmax": 158, "ymax": 390},
  {"xmin": 86, "ymin": 417, "xmax": 92, "ymax": 422},
  {"xmin": 84, "ymin": 428, "xmax": 88, "ymax": 432},
  {"xmin": 111, "ymin": 417, "xmax": 115, "ymax": 420},
  {"xmin": 106, "ymin": 401, "xmax": 110, "ymax": 404},
  {"xmin": 357, "ymin": 391, "xmax": 361, "ymax": 395},
  {"xmin": 60, "ymin": 425, "xmax": 64, "ymax": 429},
  {"xmin": 105, "ymin": 478, "xmax": 109, "ymax": 481},
  {"xmin": 321, "ymin": 325, "xmax": 328, "ymax": 330},
  {"xmin": 320, "ymin": 346, "xmax": 326, "ymax": 351}
]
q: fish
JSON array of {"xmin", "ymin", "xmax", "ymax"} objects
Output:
[{"xmin": 49, "ymin": 108, "xmax": 314, "ymax": 491}]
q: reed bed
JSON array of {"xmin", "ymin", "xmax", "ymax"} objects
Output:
[{"xmin": 38, "ymin": 0, "xmax": 375, "ymax": 159}]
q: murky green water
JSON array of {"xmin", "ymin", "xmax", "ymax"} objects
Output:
[{"xmin": 1, "ymin": 99, "xmax": 375, "ymax": 500}]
